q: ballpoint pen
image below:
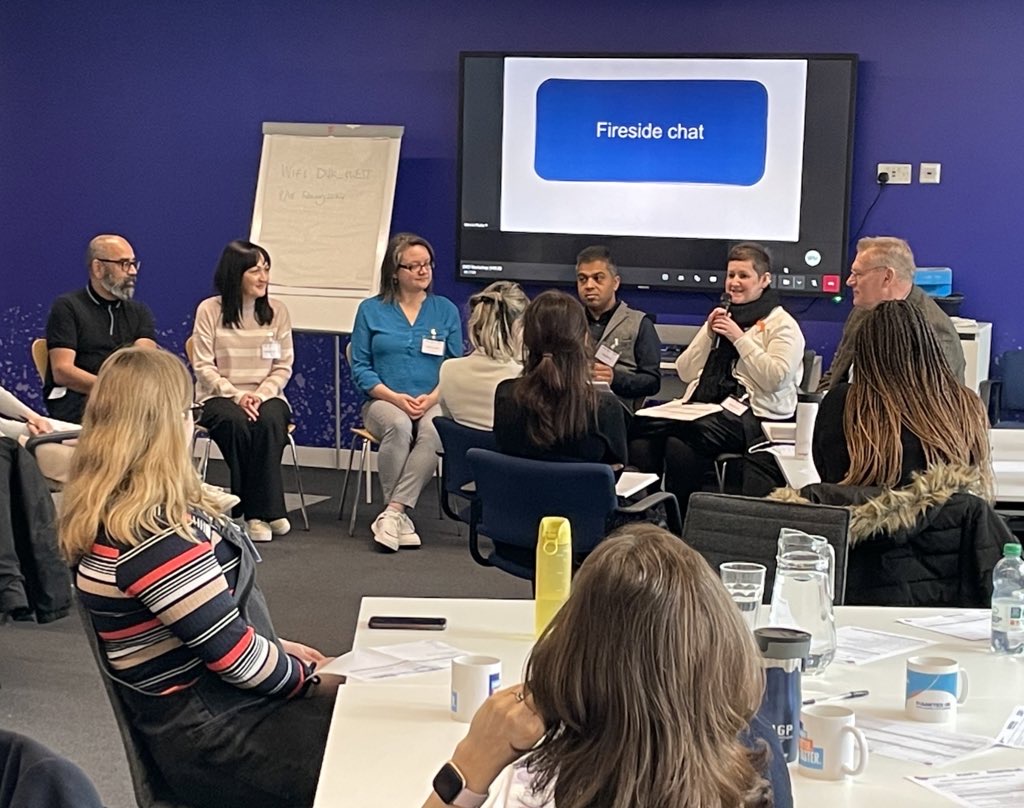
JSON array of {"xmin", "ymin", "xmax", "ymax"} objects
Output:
[{"xmin": 802, "ymin": 689, "xmax": 869, "ymax": 706}]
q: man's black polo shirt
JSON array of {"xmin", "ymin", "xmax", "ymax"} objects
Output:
[{"xmin": 43, "ymin": 285, "xmax": 156, "ymax": 422}]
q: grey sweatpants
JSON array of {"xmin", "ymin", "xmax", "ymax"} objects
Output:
[{"xmin": 362, "ymin": 400, "xmax": 441, "ymax": 510}]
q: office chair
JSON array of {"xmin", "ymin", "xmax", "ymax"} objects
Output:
[
  {"xmin": 466, "ymin": 448, "xmax": 682, "ymax": 582},
  {"xmin": 682, "ymin": 492, "xmax": 851, "ymax": 605},
  {"xmin": 433, "ymin": 416, "xmax": 497, "ymax": 525},
  {"xmin": 75, "ymin": 598, "xmax": 193, "ymax": 808},
  {"xmin": 982, "ymin": 349, "xmax": 1024, "ymax": 427}
]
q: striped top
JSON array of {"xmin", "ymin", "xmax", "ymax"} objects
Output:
[
  {"xmin": 191, "ymin": 296, "xmax": 293, "ymax": 404},
  {"xmin": 76, "ymin": 512, "xmax": 307, "ymax": 697}
]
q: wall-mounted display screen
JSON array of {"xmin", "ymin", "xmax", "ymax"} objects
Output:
[{"xmin": 458, "ymin": 52, "xmax": 857, "ymax": 296}]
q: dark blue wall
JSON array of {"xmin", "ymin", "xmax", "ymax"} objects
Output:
[{"xmin": 3, "ymin": 1, "xmax": 1021, "ymax": 447}]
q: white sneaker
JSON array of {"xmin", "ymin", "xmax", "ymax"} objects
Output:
[
  {"xmin": 246, "ymin": 519, "xmax": 273, "ymax": 543},
  {"xmin": 371, "ymin": 509, "xmax": 402, "ymax": 552},
  {"xmin": 202, "ymin": 483, "xmax": 240, "ymax": 514},
  {"xmin": 269, "ymin": 518, "xmax": 291, "ymax": 536},
  {"xmin": 397, "ymin": 512, "xmax": 421, "ymax": 548}
]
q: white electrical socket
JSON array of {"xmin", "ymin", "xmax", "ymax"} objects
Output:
[
  {"xmin": 920, "ymin": 162, "xmax": 941, "ymax": 184},
  {"xmin": 877, "ymin": 163, "xmax": 912, "ymax": 184}
]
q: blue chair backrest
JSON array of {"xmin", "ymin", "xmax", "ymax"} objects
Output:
[
  {"xmin": 466, "ymin": 448, "xmax": 619, "ymax": 553},
  {"xmin": 434, "ymin": 416, "xmax": 498, "ymax": 495}
]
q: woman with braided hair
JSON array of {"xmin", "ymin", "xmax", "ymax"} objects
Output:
[
  {"xmin": 795, "ymin": 299, "xmax": 1009, "ymax": 608},
  {"xmin": 812, "ymin": 298, "xmax": 992, "ymax": 495}
]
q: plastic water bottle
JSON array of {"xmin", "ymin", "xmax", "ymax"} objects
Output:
[
  {"xmin": 991, "ymin": 543, "xmax": 1024, "ymax": 655},
  {"xmin": 535, "ymin": 517, "xmax": 572, "ymax": 637}
]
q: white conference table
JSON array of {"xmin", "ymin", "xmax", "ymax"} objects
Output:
[
  {"xmin": 314, "ymin": 597, "xmax": 1024, "ymax": 807},
  {"xmin": 772, "ymin": 426, "xmax": 1024, "ymax": 504}
]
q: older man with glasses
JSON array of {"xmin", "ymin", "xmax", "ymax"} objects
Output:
[
  {"xmin": 43, "ymin": 234, "xmax": 157, "ymax": 423},
  {"xmin": 817, "ymin": 236, "xmax": 965, "ymax": 391}
]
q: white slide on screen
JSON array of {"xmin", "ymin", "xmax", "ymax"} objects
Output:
[{"xmin": 500, "ymin": 58, "xmax": 807, "ymax": 242}]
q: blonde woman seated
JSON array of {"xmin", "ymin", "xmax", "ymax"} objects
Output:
[
  {"xmin": 423, "ymin": 524, "xmax": 791, "ymax": 808},
  {"xmin": 438, "ymin": 281, "xmax": 528, "ymax": 430},
  {"xmin": 62, "ymin": 348, "xmax": 339, "ymax": 808},
  {"xmin": 191, "ymin": 240, "xmax": 294, "ymax": 543}
]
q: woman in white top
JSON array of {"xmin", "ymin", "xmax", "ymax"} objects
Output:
[
  {"xmin": 630, "ymin": 242, "xmax": 805, "ymax": 518},
  {"xmin": 191, "ymin": 240, "xmax": 293, "ymax": 543},
  {"xmin": 438, "ymin": 281, "xmax": 528, "ymax": 430},
  {"xmin": 0, "ymin": 384, "xmax": 78, "ymax": 483}
]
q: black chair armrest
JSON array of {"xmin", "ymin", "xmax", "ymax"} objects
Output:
[
  {"xmin": 616, "ymin": 491, "xmax": 683, "ymax": 536},
  {"xmin": 466, "ymin": 498, "xmax": 493, "ymax": 568},
  {"xmin": 980, "ymin": 378, "xmax": 1001, "ymax": 425},
  {"xmin": 24, "ymin": 429, "xmax": 80, "ymax": 455}
]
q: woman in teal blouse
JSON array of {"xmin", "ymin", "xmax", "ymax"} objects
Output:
[{"xmin": 350, "ymin": 233, "xmax": 462, "ymax": 552}]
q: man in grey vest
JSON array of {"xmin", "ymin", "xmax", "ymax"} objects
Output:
[
  {"xmin": 818, "ymin": 236, "xmax": 965, "ymax": 390},
  {"xmin": 576, "ymin": 245, "xmax": 661, "ymax": 412}
]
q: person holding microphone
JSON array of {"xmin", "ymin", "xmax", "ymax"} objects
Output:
[{"xmin": 630, "ymin": 243, "xmax": 804, "ymax": 517}]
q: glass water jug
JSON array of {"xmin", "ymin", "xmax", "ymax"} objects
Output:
[{"xmin": 766, "ymin": 528, "xmax": 836, "ymax": 676}]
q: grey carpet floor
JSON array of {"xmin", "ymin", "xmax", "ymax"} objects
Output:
[{"xmin": 0, "ymin": 464, "xmax": 530, "ymax": 808}]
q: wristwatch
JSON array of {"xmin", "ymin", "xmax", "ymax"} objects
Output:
[{"xmin": 432, "ymin": 761, "xmax": 489, "ymax": 807}]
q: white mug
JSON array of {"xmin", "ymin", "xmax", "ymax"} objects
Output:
[
  {"xmin": 450, "ymin": 655, "xmax": 501, "ymax": 723},
  {"xmin": 798, "ymin": 705, "xmax": 869, "ymax": 780},
  {"xmin": 905, "ymin": 656, "xmax": 969, "ymax": 723}
]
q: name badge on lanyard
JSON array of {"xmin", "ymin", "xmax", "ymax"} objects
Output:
[
  {"xmin": 721, "ymin": 395, "xmax": 749, "ymax": 416},
  {"xmin": 595, "ymin": 342, "xmax": 620, "ymax": 367},
  {"xmin": 421, "ymin": 328, "xmax": 445, "ymax": 356},
  {"xmin": 261, "ymin": 333, "xmax": 282, "ymax": 360}
]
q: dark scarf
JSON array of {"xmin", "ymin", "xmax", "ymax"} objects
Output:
[{"xmin": 690, "ymin": 288, "xmax": 782, "ymax": 404}]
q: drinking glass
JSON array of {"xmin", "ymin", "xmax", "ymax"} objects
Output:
[{"xmin": 720, "ymin": 562, "xmax": 767, "ymax": 629}]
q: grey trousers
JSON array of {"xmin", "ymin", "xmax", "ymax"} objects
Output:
[{"xmin": 362, "ymin": 400, "xmax": 441, "ymax": 510}]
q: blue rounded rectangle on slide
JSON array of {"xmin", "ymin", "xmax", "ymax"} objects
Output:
[{"xmin": 534, "ymin": 78, "xmax": 768, "ymax": 185}]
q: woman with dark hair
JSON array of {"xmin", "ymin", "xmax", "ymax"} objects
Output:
[
  {"xmin": 423, "ymin": 524, "xmax": 791, "ymax": 808},
  {"xmin": 492, "ymin": 290, "xmax": 627, "ymax": 465},
  {"xmin": 631, "ymin": 242, "xmax": 804, "ymax": 517},
  {"xmin": 62, "ymin": 348, "xmax": 339, "ymax": 808},
  {"xmin": 350, "ymin": 233, "xmax": 462, "ymax": 551},
  {"xmin": 191, "ymin": 240, "xmax": 293, "ymax": 543}
]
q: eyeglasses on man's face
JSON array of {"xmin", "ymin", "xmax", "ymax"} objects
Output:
[
  {"xmin": 398, "ymin": 260, "xmax": 434, "ymax": 272},
  {"xmin": 847, "ymin": 265, "xmax": 889, "ymax": 280},
  {"xmin": 96, "ymin": 257, "xmax": 141, "ymax": 272}
]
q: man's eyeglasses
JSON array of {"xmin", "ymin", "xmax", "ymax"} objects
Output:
[
  {"xmin": 848, "ymin": 265, "xmax": 889, "ymax": 280},
  {"xmin": 398, "ymin": 260, "xmax": 434, "ymax": 272},
  {"xmin": 186, "ymin": 404, "xmax": 203, "ymax": 421},
  {"xmin": 96, "ymin": 257, "xmax": 141, "ymax": 272}
]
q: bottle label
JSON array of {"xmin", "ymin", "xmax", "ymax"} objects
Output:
[{"xmin": 992, "ymin": 602, "xmax": 1023, "ymax": 630}]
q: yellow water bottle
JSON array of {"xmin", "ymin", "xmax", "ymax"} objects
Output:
[{"xmin": 534, "ymin": 516, "xmax": 572, "ymax": 637}]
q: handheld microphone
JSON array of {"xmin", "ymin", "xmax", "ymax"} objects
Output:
[{"xmin": 712, "ymin": 292, "xmax": 732, "ymax": 350}]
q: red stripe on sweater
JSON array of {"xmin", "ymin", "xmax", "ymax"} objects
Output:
[
  {"xmin": 125, "ymin": 541, "xmax": 212, "ymax": 595},
  {"xmin": 208, "ymin": 625, "xmax": 255, "ymax": 672},
  {"xmin": 99, "ymin": 616, "xmax": 164, "ymax": 640}
]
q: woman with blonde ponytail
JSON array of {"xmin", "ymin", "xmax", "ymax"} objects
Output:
[{"xmin": 492, "ymin": 290, "xmax": 627, "ymax": 465}]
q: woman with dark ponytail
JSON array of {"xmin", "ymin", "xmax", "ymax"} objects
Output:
[{"xmin": 492, "ymin": 290, "xmax": 627, "ymax": 465}]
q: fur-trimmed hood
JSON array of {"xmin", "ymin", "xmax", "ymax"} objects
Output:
[{"xmin": 769, "ymin": 464, "xmax": 991, "ymax": 546}]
